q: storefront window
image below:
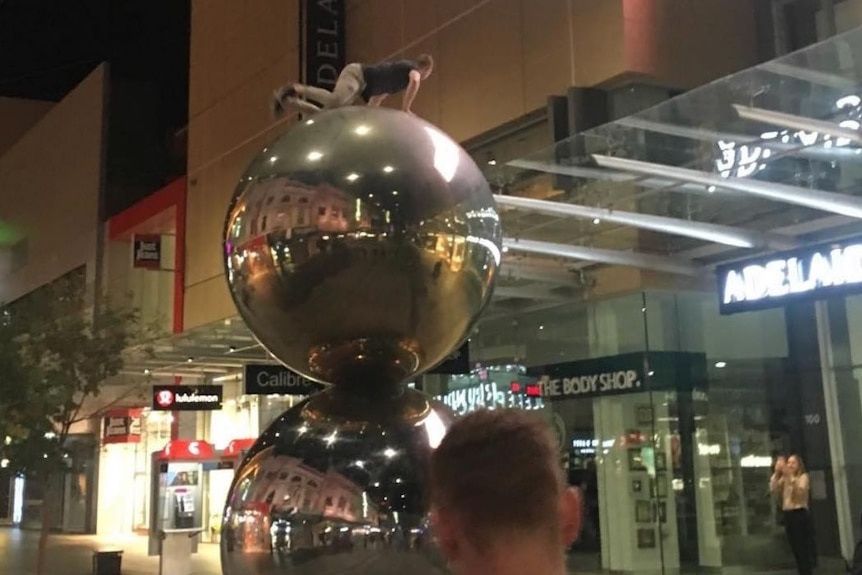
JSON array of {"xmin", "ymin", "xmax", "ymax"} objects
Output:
[
  {"xmin": 643, "ymin": 291, "xmax": 795, "ymax": 570},
  {"xmin": 820, "ymin": 294, "xmax": 862, "ymax": 557},
  {"xmin": 441, "ymin": 288, "xmax": 825, "ymax": 573}
]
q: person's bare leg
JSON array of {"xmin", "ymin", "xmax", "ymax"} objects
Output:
[
  {"xmin": 272, "ymin": 83, "xmax": 327, "ymax": 119},
  {"xmin": 283, "ymin": 97, "xmax": 322, "ymax": 115},
  {"xmin": 296, "ymin": 85, "xmax": 338, "ymax": 108}
]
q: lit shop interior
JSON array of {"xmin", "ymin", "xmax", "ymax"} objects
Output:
[{"xmin": 424, "ymin": 29, "xmax": 862, "ymax": 574}]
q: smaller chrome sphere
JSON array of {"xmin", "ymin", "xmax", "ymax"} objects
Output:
[{"xmin": 221, "ymin": 386, "xmax": 454, "ymax": 575}]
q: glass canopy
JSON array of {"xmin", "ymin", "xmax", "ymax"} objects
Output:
[{"xmin": 492, "ymin": 25, "xmax": 862, "ymax": 274}]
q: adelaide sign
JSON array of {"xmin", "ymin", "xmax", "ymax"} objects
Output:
[
  {"xmin": 302, "ymin": 0, "xmax": 344, "ymax": 89},
  {"xmin": 717, "ymin": 237, "xmax": 862, "ymax": 315},
  {"xmin": 152, "ymin": 385, "xmax": 223, "ymax": 411},
  {"xmin": 243, "ymin": 364, "xmax": 325, "ymax": 396}
]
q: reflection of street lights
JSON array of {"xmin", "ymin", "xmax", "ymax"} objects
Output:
[{"xmin": 325, "ymin": 431, "xmax": 337, "ymax": 446}]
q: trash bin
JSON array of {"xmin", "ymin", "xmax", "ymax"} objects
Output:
[{"xmin": 92, "ymin": 549, "xmax": 123, "ymax": 575}]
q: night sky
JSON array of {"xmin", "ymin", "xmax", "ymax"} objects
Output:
[{"xmin": 0, "ymin": 0, "xmax": 190, "ymax": 134}]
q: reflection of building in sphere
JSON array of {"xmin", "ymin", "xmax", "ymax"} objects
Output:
[
  {"xmin": 221, "ymin": 387, "xmax": 452, "ymax": 574},
  {"xmin": 233, "ymin": 450, "xmax": 379, "ymax": 525},
  {"xmin": 222, "ymin": 106, "xmax": 501, "ymax": 388}
]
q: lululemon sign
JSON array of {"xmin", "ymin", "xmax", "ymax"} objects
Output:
[
  {"xmin": 717, "ymin": 237, "xmax": 862, "ymax": 314},
  {"xmin": 243, "ymin": 364, "xmax": 326, "ymax": 396},
  {"xmin": 151, "ymin": 385, "xmax": 223, "ymax": 411}
]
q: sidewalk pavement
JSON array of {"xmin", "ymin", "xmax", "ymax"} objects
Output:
[{"xmin": 0, "ymin": 527, "xmax": 221, "ymax": 575}]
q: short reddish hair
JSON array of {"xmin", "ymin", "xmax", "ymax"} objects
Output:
[
  {"xmin": 429, "ymin": 409, "xmax": 563, "ymax": 549},
  {"xmin": 416, "ymin": 53, "xmax": 434, "ymax": 71}
]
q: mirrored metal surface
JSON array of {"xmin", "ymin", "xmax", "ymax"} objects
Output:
[
  {"xmin": 224, "ymin": 106, "xmax": 501, "ymax": 388},
  {"xmin": 221, "ymin": 386, "xmax": 453, "ymax": 575}
]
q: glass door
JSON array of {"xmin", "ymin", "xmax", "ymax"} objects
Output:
[{"xmin": 591, "ymin": 389, "xmax": 678, "ymax": 575}]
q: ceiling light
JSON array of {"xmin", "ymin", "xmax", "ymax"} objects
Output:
[
  {"xmin": 346, "ymin": 173, "xmax": 360, "ymax": 182},
  {"xmin": 307, "ymin": 150, "xmax": 323, "ymax": 161}
]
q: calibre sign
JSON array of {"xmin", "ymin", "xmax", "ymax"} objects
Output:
[
  {"xmin": 243, "ymin": 364, "xmax": 325, "ymax": 395},
  {"xmin": 717, "ymin": 237, "xmax": 862, "ymax": 315}
]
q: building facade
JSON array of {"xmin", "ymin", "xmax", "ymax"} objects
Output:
[
  {"xmin": 152, "ymin": 1, "xmax": 861, "ymax": 573},
  {"xmin": 4, "ymin": 5, "xmax": 860, "ymax": 575}
]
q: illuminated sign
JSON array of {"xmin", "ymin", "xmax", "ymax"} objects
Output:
[
  {"xmin": 532, "ymin": 354, "xmax": 645, "ymax": 400},
  {"xmin": 152, "ymin": 385, "xmax": 223, "ymax": 411},
  {"xmin": 102, "ymin": 408, "xmax": 143, "ymax": 444},
  {"xmin": 436, "ymin": 382, "xmax": 544, "ymax": 416},
  {"xmin": 715, "ymin": 95, "xmax": 862, "ymax": 179},
  {"xmin": 243, "ymin": 364, "xmax": 325, "ymax": 395},
  {"xmin": 717, "ymin": 237, "xmax": 862, "ymax": 315},
  {"xmin": 133, "ymin": 234, "xmax": 162, "ymax": 269}
]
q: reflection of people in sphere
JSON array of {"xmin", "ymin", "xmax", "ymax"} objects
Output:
[
  {"xmin": 271, "ymin": 54, "xmax": 434, "ymax": 118},
  {"xmin": 429, "ymin": 409, "xmax": 583, "ymax": 575}
]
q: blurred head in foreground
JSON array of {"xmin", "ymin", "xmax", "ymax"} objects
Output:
[{"xmin": 429, "ymin": 409, "xmax": 583, "ymax": 575}]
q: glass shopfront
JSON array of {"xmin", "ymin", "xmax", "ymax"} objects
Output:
[
  {"xmin": 96, "ymin": 384, "xmax": 315, "ymax": 540},
  {"xmin": 429, "ymin": 287, "xmax": 862, "ymax": 574}
]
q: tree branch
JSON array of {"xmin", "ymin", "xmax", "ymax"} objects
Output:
[{"xmin": 71, "ymin": 380, "xmax": 150, "ymax": 424}]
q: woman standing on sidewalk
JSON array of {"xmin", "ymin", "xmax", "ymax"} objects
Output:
[{"xmin": 770, "ymin": 455, "xmax": 816, "ymax": 575}]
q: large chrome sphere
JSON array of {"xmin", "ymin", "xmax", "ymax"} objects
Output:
[
  {"xmin": 221, "ymin": 386, "xmax": 454, "ymax": 574},
  {"xmin": 224, "ymin": 107, "xmax": 501, "ymax": 388}
]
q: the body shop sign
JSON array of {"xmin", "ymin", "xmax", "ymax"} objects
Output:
[
  {"xmin": 152, "ymin": 385, "xmax": 223, "ymax": 411},
  {"xmin": 717, "ymin": 237, "xmax": 862, "ymax": 315},
  {"xmin": 533, "ymin": 354, "xmax": 645, "ymax": 400}
]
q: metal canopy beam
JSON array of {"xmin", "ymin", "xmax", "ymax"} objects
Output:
[
  {"xmin": 493, "ymin": 285, "xmax": 573, "ymax": 302},
  {"xmin": 507, "ymin": 158, "xmax": 714, "ymax": 194},
  {"xmin": 760, "ymin": 61, "xmax": 860, "ymax": 91},
  {"xmin": 495, "ymin": 194, "xmax": 795, "ymax": 250},
  {"xmin": 733, "ymin": 104, "xmax": 862, "ymax": 146},
  {"xmin": 502, "ymin": 237, "xmax": 702, "ymax": 277},
  {"xmin": 592, "ymin": 155, "xmax": 862, "ymax": 219},
  {"xmin": 615, "ymin": 117, "xmax": 856, "ymax": 161},
  {"xmin": 500, "ymin": 258, "xmax": 587, "ymax": 285}
]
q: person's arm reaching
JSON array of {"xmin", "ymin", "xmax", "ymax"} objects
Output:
[
  {"xmin": 368, "ymin": 94, "xmax": 387, "ymax": 107},
  {"xmin": 402, "ymin": 69, "xmax": 421, "ymax": 113}
]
